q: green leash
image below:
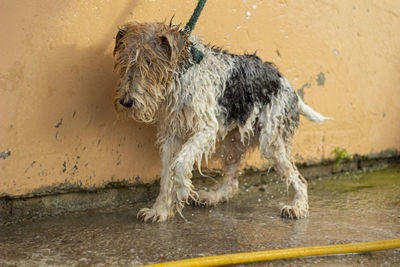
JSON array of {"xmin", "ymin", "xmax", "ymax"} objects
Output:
[
  {"xmin": 183, "ymin": 0, "xmax": 207, "ymax": 65},
  {"xmin": 184, "ymin": 0, "xmax": 207, "ymax": 33}
]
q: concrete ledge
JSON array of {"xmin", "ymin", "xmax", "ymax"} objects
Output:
[
  {"xmin": 0, "ymin": 184, "xmax": 158, "ymax": 225},
  {"xmin": 1, "ymin": 155, "xmax": 399, "ymax": 225}
]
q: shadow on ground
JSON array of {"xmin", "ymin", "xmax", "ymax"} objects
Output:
[{"xmin": 0, "ymin": 166, "xmax": 399, "ymax": 266}]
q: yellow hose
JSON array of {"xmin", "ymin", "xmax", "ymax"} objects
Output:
[{"xmin": 142, "ymin": 239, "xmax": 400, "ymax": 267}]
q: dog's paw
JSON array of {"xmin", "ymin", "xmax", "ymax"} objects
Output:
[
  {"xmin": 191, "ymin": 199, "xmax": 209, "ymax": 207},
  {"xmin": 280, "ymin": 205, "xmax": 308, "ymax": 219},
  {"xmin": 137, "ymin": 208, "xmax": 169, "ymax": 223},
  {"xmin": 191, "ymin": 190, "xmax": 219, "ymax": 207}
]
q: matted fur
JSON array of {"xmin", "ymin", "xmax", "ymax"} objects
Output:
[
  {"xmin": 113, "ymin": 22, "xmax": 331, "ymax": 222},
  {"xmin": 113, "ymin": 22, "xmax": 190, "ymax": 123}
]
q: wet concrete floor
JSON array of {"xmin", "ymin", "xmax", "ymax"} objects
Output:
[{"xmin": 0, "ymin": 166, "xmax": 399, "ymax": 266}]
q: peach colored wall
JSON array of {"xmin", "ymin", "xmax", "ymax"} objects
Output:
[{"xmin": 1, "ymin": 0, "xmax": 399, "ymax": 197}]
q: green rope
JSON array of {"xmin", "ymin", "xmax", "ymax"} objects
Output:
[
  {"xmin": 183, "ymin": 0, "xmax": 207, "ymax": 65},
  {"xmin": 189, "ymin": 46, "xmax": 204, "ymax": 64},
  {"xmin": 184, "ymin": 0, "xmax": 207, "ymax": 33}
]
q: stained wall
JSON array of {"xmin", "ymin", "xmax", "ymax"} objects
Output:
[{"xmin": 1, "ymin": 0, "xmax": 399, "ymax": 196}]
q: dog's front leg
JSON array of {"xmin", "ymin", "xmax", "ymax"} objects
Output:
[
  {"xmin": 170, "ymin": 129, "xmax": 217, "ymax": 216},
  {"xmin": 137, "ymin": 137, "xmax": 181, "ymax": 222},
  {"xmin": 138, "ymin": 129, "xmax": 216, "ymax": 222}
]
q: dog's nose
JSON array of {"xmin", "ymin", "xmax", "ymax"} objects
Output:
[{"xmin": 119, "ymin": 97, "xmax": 134, "ymax": 108}]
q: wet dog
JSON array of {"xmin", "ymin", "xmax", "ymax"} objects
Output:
[{"xmin": 113, "ymin": 21, "xmax": 331, "ymax": 222}]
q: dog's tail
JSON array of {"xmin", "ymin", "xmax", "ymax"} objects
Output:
[{"xmin": 297, "ymin": 96, "xmax": 333, "ymax": 123}]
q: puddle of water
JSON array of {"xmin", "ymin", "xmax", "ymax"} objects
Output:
[{"xmin": 0, "ymin": 166, "xmax": 399, "ymax": 266}]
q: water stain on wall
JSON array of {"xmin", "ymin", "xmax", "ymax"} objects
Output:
[
  {"xmin": 316, "ymin": 72, "xmax": 325, "ymax": 86},
  {"xmin": 0, "ymin": 151, "xmax": 11, "ymax": 160},
  {"xmin": 297, "ymin": 82, "xmax": 311, "ymax": 100}
]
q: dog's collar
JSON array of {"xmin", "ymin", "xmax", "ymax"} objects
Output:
[
  {"xmin": 190, "ymin": 45, "xmax": 204, "ymax": 64},
  {"xmin": 178, "ymin": 28, "xmax": 203, "ymax": 69},
  {"xmin": 181, "ymin": 44, "xmax": 204, "ymax": 74}
]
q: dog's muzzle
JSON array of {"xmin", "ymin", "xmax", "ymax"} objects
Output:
[{"xmin": 119, "ymin": 96, "xmax": 135, "ymax": 108}]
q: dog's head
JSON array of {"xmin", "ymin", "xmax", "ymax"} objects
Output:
[{"xmin": 113, "ymin": 22, "xmax": 189, "ymax": 123}]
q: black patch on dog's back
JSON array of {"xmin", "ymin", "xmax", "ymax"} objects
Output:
[{"xmin": 219, "ymin": 54, "xmax": 282, "ymax": 125}]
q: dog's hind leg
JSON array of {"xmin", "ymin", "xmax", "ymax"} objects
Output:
[
  {"xmin": 195, "ymin": 159, "xmax": 241, "ymax": 207},
  {"xmin": 195, "ymin": 129, "xmax": 245, "ymax": 206},
  {"xmin": 137, "ymin": 137, "xmax": 181, "ymax": 222},
  {"xmin": 260, "ymin": 135, "xmax": 308, "ymax": 219}
]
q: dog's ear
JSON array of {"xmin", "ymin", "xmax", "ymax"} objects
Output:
[
  {"xmin": 114, "ymin": 28, "xmax": 127, "ymax": 55},
  {"xmin": 159, "ymin": 31, "xmax": 186, "ymax": 61},
  {"xmin": 160, "ymin": 34, "xmax": 173, "ymax": 60}
]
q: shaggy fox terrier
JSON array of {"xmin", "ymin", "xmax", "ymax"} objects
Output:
[{"xmin": 113, "ymin": 21, "xmax": 331, "ymax": 222}]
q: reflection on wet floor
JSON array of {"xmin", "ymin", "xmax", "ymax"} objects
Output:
[{"xmin": 0, "ymin": 166, "xmax": 399, "ymax": 266}]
